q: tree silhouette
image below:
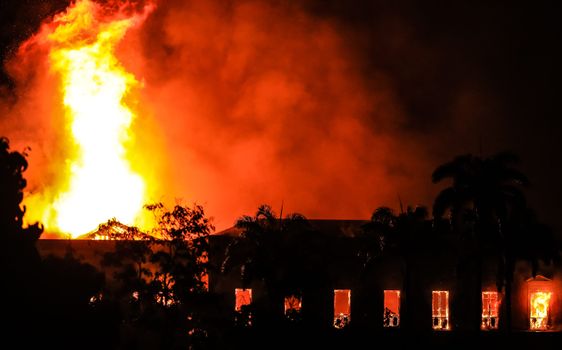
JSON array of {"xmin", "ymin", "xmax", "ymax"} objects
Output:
[
  {"xmin": 40, "ymin": 246, "xmax": 108, "ymax": 347},
  {"xmin": 221, "ymin": 204, "xmax": 312, "ymax": 326},
  {"xmin": 0, "ymin": 137, "xmax": 42, "ymax": 239},
  {"xmin": 360, "ymin": 205, "xmax": 430, "ymax": 330},
  {"xmin": 96, "ymin": 204, "xmax": 215, "ymax": 348},
  {"xmin": 432, "ymin": 152, "xmax": 556, "ymax": 331},
  {"xmin": 0, "ymin": 137, "xmax": 44, "ymax": 340},
  {"xmin": 99, "ymin": 219, "xmax": 155, "ymax": 330},
  {"xmin": 357, "ymin": 207, "xmax": 394, "ymax": 270}
]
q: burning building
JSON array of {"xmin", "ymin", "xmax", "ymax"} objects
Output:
[
  {"xmin": 37, "ymin": 219, "xmax": 562, "ymax": 335},
  {"xmin": 1, "ymin": 1, "xmax": 560, "ymax": 345}
]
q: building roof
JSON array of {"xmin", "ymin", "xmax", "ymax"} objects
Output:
[{"xmin": 214, "ymin": 219, "xmax": 368, "ymax": 238}]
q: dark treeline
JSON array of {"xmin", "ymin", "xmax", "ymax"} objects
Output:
[{"xmin": 1, "ymin": 136, "xmax": 560, "ymax": 349}]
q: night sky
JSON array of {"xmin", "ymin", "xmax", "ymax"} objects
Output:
[{"xmin": 1, "ymin": 0, "xmax": 562, "ymax": 234}]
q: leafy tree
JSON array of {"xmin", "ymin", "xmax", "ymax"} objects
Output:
[
  {"xmin": 99, "ymin": 203, "xmax": 214, "ymax": 348},
  {"xmin": 98, "ymin": 219, "xmax": 155, "ymax": 328},
  {"xmin": 145, "ymin": 202, "xmax": 214, "ymax": 348},
  {"xmin": 0, "ymin": 137, "xmax": 43, "ymax": 338},
  {"xmin": 0, "ymin": 137, "xmax": 42, "ymax": 239},
  {"xmin": 145, "ymin": 203, "xmax": 213, "ymax": 305}
]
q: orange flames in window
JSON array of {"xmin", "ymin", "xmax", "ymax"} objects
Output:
[
  {"xmin": 235, "ymin": 288, "xmax": 252, "ymax": 311},
  {"xmin": 333, "ymin": 289, "xmax": 351, "ymax": 329},
  {"xmin": 481, "ymin": 291, "xmax": 500, "ymax": 330},
  {"xmin": 530, "ymin": 291, "xmax": 552, "ymax": 330},
  {"xmin": 432, "ymin": 290, "xmax": 450, "ymax": 330},
  {"xmin": 383, "ymin": 290, "xmax": 400, "ymax": 328}
]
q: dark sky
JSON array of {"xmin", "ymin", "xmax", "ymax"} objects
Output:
[
  {"xmin": 1, "ymin": 0, "xmax": 562, "ymax": 234},
  {"xmin": 310, "ymin": 1, "xmax": 562, "ymax": 231}
]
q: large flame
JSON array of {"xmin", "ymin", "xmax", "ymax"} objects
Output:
[
  {"xmin": 29, "ymin": 0, "xmax": 152, "ymax": 238},
  {"xmin": 530, "ymin": 291, "xmax": 552, "ymax": 330}
]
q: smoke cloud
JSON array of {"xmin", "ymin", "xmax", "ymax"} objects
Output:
[
  {"xmin": 126, "ymin": 0, "xmax": 440, "ymax": 229},
  {"xmin": 1, "ymin": 0, "xmax": 561, "ymax": 233}
]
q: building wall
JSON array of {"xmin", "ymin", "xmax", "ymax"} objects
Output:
[{"xmin": 37, "ymin": 236, "xmax": 562, "ymax": 333}]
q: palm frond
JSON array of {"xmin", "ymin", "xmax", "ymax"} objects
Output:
[{"xmin": 432, "ymin": 187, "xmax": 457, "ymax": 219}]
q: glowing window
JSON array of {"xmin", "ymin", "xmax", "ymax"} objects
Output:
[
  {"xmin": 235, "ymin": 288, "xmax": 252, "ymax": 311},
  {"xmin": 234, "ymin": 288, "xmax": 252, "ymax": 327},
  {"xmin": 284, "ymin": 295, "xmax": 302, "ymax": 321},
  {"xmin": 481, "ymin": 291, "xmax": 500, "ymax": 330},
  {"xmin": 333, "ymin": 289, "xmax": 351, "ymax": 329},
  {"xmin": 432, "ymin": 290, "xmax": 449, "ymax": 330},
  {"xmin": 530, "ymin": 291, "xmax": 552, "ymax": 330},
  {"xmin": 383, "ymin": 290, "xmax": 400, "ymax": 327}
]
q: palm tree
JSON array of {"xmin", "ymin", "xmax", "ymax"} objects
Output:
[
  {"xmin": 357, "ymin": 207, "xmax": 395, "ymax": 270},
  {"xmin": 431, "ymin": 152, "xmax": 535, "ymax": 331},
  {"xmin": 221, "ymin": 204, "xmax": 310, "ymax": 326},
  {"xmin": 360, "ymin": 205, "xmax": 430, "ymax": 331}
]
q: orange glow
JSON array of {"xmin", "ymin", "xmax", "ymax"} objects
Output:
[
  {"xmin": 235, "ymin": 288, "xmax": 252, "ymax": 311},
  {"xmin": 24, "ymin": 0, "xmax": 154, "ymax": 238},
  {"xmin": 284, "ymin": 295, "xmax": 302, "ymax": 315},
  {"xmin": 481, "ymin": 291, "xmax": 500, "ymax": 330},
  {"xmin": 432, "ymin": 290, "xmax": 449, "ymax": 330},
  {"xmin": 234, "ymin": 288, "xmax": 252, "ymax": 327},
  {"xmin": 384, "ymin": 290, "xmax": 400, "ymax": 327},
  {"xmin": 530, "ymin": 291, "xmax": 552, "ymax": 330},
  {"xmin": 5, "ymin": 0, "xmax": 438, "ymax": 234},
  {"xmin": 333, "ymin": 289, "xmax": 351, "ymax": 329}
]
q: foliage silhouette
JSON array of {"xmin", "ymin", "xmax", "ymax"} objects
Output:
[
  {"xmin": 221, "ymin": 204, "xmax": 314, "ymax": 327},
  {"xmin": 360, "ymin": 205, "xmax": 430, "ymax": 330},
  {"xmin": 432, "ymin": 152, "xmax": 557, "ymax": 331},
  {"xmin": 99, "ymin": 203, "xmax": 215, "ymax": 349},
  {"xmin": 0, "ymin": 137, "xmax": 44, "ymax": 342}
]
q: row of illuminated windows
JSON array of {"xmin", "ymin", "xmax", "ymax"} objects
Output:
[{"xmin": 234, "ymin": 288, "xmax": 554, "ymax": 331}]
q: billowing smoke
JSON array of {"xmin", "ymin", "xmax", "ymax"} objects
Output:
[
  {"xmin": 2, "ymin": 0, "xmax": 560, "ymax": 233},
  {"xmin": 127, "ymin": 0, "xmax": 438, "ymax": 229}
]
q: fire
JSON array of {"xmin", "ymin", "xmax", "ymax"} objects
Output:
[
  {"xmin": 530, "ymin": 291, "xmax": 552, "ymax": 330},
  {"xmin": 26, "ymin": 0, "xmax": 153, "ymax": 237}
]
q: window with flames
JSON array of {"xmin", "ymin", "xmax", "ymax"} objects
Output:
[
  {"xmin": 333, "ymin": 289, "xmax": 351, "ymax": 329},
  {"xmin": 530, "ymin": 291, "xmax": 552, "ymax": 330},
  {"xmin": 432, "ymin": 290, "xmax": 450, "ymax": 330},
  {"xmin": 383, "ymin": 290, "xmax": 400, "ymax": 328},
  {"xmin": 481, "ymin": 291, "xmax": 500, "ymax": 330},
  {"xmin": 284, "ymin": 295, "xmax": 302, "ymax": 322},
  {"xmin": 234, "ymin": 288, "xmax": 252, "ymax": 327}
]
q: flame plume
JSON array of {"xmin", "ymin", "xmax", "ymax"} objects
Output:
[{"xmin": 30, "ymin": 0, "xmax": 152, "ymax": 237}]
